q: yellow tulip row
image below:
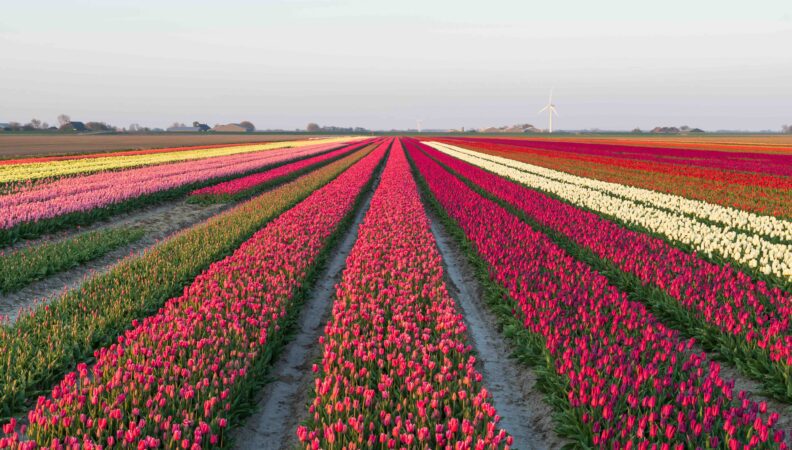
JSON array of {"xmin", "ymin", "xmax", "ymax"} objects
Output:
[{"xmin": 0, "ymin": 136, "xmax": 363, "ymax": 183}]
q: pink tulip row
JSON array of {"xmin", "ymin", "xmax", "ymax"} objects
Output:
[
  {"xmin": 298, "ymin": 141, "xmax": 511, "ymax": 450},
  {"xmin": 0, "ymin": 140, "xmax": 389, "ymax": 449},
  {"xmin": 0, "ymin": 141, "xmax": 348, "ymax": 231},
  {"xmin": 415, "ymin": 143, "xmax": 792, "ymax": 371},
  {"xmin": 406, "ymin": 141, "xmax": 788, "ymax": 449},
  {"xmin": 189, "ymin": 139, "xmax": 373, "ymax": 199}
]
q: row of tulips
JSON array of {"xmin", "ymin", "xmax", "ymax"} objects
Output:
[
  {"xmin": 298, "ymin": 141, "xmax": 511, "ymax": 449},
  {"xmin": 0, "ymin": 137, "xmax": 361, "ymax": 183},
  {"xmin": 0, "ymin": 144, "xmax": 376, "ymax": 419},
  {"xmin": 416, "ymin": 141, "xmax": 792, "ymax": 400},
  {"xmin": 0, "ymin": 141, "xmax": 300, "ymax": 167},
  {"xmin": 0, "ymin": 138, "xmax": 389, "ymax": 449},
  {"xmin": 0, "ymin": 140, "xmax": 356, "ymax": 246},
  {"xmin": 444, "ymin": 137, "xmax": 792, "ymax": 177},
  {"xmin": 423, "ymin": 141, "xmax": 791, "ymax": 243},
  {"xmin": 425, "ymin": 142, "xmax": 792, "ymax": 281},
  {"xmin": 437, "ymin": 139, "xmax": 792, "ymax": 191},
  {"xmin": 189, "ymin": 139, "xmax": 374, "ymax": 202},
  {"xmin": 406, "ymin": 141, "xmax": 789, "ymax": 448},
  {"xmin": 0, "ymin": 226, "xmax": 145, "ymax": 294},
  {"xmin": 526, "ymin": 137, "xmax": 792, "ymax": 155},
  {"xmin": 436, "ymin": 138, "xmax": 792, "ymax": 219}
]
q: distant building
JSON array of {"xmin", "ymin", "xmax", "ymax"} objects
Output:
[
  {"xmin": 651, "ymin": 126, "xmax": 680, "ymax": 134},
  {"xmin": 167, "ymin": 126, "xmax": 201, "ymax": 132},
  {"xmin": 212, "ymin": 123, "xmax": 248, "ymax": 133},
  {"xmin": 62, "ymin": 121, "xmax": 88, "ymax": 132}
]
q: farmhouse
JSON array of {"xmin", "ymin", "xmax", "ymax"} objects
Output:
[
  {"xmin": 212, "ymin": 123, "xmax": 248, "ymax": 132},
  {"xmin": 62, "ymin": 121, "xmax": 88, "ymax": 132}
]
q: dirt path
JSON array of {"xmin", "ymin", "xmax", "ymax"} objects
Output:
[
  {"xmin": 0, "ymin": 198, "xmax": 233, "ymax": 321},
  {"xmin": 232, "ymin": 167, "xmax": 383, "ymax": 450},
  {"xmin": 426, "ymin": 208, "xmax": 567, "ymax": 450}
]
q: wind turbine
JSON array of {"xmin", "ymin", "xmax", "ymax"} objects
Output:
[
  {"xmin": 538, "ymin": 89, "xmax": 559, "ymax": 133},
  {"xmin": 416, "ymin": 119, "xmax": 423, "ymax": 133}
]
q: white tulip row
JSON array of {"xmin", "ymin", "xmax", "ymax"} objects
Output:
[
  {"xmin": 428, "ymin": 142, "xmax": 792, "ymax": 242},
  {"xmin": 424, "ymin": 141, "xmax": 792, "ymax": 280}
]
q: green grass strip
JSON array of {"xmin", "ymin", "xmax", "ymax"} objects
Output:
[
  {"xmin": 0, "ymin": 227, "xmax": 145, "ymax": 294},
  {"xmin": 0, "ymin": 145, "xmax": 374, "ymax": 420}
]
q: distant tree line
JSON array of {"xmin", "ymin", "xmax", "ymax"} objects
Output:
[
  {"xmin": 783, "ymin": 124, "xmax": 792, "ymax": 134},
  {"xmin": 306, "ymin": 123, "xmax": 369, "ymax": 133},
  {"xmin": 1, "ymin": 114, "xmax": 119, "ymax": 132},
  {"xmin": 1, "ymin": 114, "xmax": 259, "ymax": 133}
]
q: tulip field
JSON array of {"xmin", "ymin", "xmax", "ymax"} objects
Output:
[{"xmin": 0, "ymin": 135, "xmax": 790, "ymax": 449}]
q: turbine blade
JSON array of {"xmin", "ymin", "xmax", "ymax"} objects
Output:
[{"xmin": 538, "ymin": 106, "xmax": 548, "ymax": 114}]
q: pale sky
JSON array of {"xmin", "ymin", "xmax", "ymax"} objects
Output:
[{"xmin": 1, "ymin": 0, "xmax": 790, "ymax": 131}]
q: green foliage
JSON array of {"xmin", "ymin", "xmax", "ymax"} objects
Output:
[{"xmin": 0, "ymin": 226, "xmax": 145, "ymax": 294}]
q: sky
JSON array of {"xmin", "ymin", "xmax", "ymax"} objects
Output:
[{"xmin": 1, "ymin": 0, "xmax": 790, "ymax": 131}]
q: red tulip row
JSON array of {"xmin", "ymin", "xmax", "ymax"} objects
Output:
[
  {"xmin": 413, "ymin": 141, "xmax": 792, "ymax": 400},
  {"xmin": 434, "ymin": 138, "xmax": 791, "ymax": 219},
  {"xmin": 298, "ymin": 140, "xmax": 511, "ymax": 450},
  {"xmin": 0, "ymin": 139, "xmax": 390, "ymax": 449},
  {"xmin": 440, "ymin": 137, "xmax": 792, "ymax": 178},
  {"xmin": 405, "ymin": 141, "xmax": 788, "ymax": 449},
  {"xmin": 189, "ymin": 139, "xmax": 374, "ymax": 202}
]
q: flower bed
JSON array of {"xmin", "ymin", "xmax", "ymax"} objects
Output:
[
  {"xmin": 0, "ymin": 139, "xmax": 389, "ymax": 449},
  {"xmin": 0, "ymin": 144, "xmax": 376, "ymax": 420},
  {"xmin": 298, "ymin": 140, "xmax": 510, "ymax": 449},
  {"xmin": 407, "ymin": 141, "xmax": 787, "ymax": 449}
]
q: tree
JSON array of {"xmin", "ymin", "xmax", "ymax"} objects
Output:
[
  {"xmin": 306, "ymin": 123, "xmax": 320, "ymax": 132},
  {"xmin": 239, "ymin": 121, "xmax": 255, "ymax": 132},
  {"xmin": 57, "ymin": 114, "xmax": 71, "ymax": 127},
  {"xmin": 783, "ymin": 124, "xmax": 792, "ymax": 134},
  {"xmin": 85, "ymin": 122, "xmax": 114, "ymax": 131},
  {"xmin": 28, "ymin": 119, "xmax": 42, "ymax": 129}
]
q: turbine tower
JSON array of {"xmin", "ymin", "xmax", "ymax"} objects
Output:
[
  {"xmin": 416, "ymin": 119, "xmax": 422, "ymax": 133},
  {"xmin": 538, "ymin": 90, "xmax": 559, "ymax": 133}
]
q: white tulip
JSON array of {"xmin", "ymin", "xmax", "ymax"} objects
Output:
[{"xmin": 424, "ymin": 142, "xmax": 792, "ymax": 281}]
